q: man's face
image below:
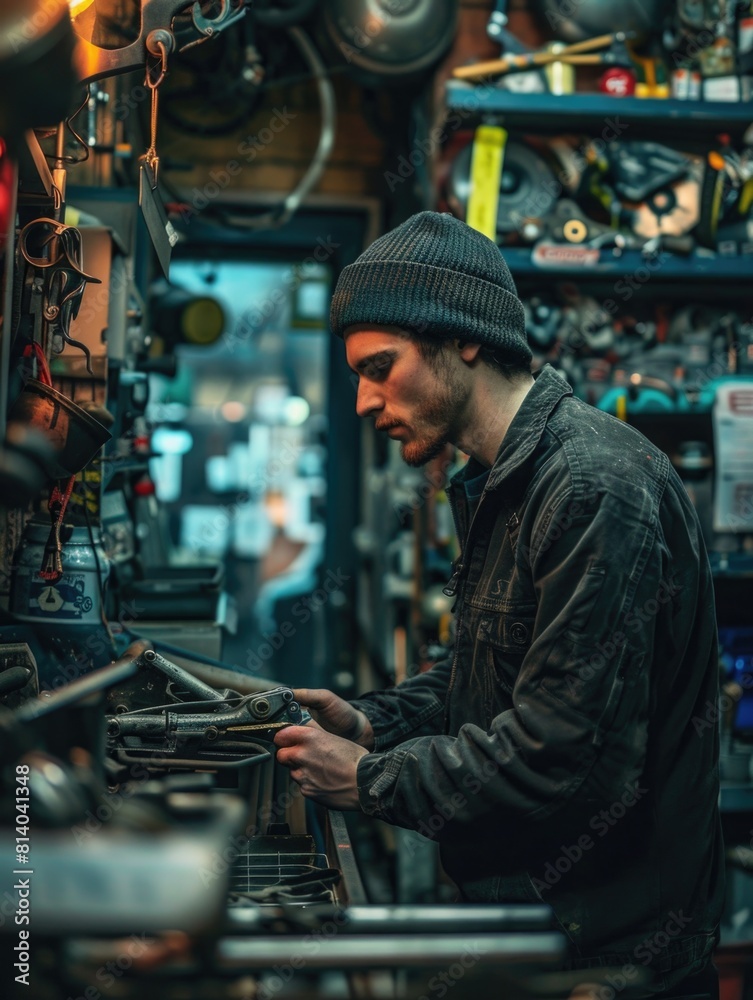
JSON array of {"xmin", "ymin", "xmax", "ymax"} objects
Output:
[{"xmin": 344, "ymin": 325, "xmax": 470, "ymax": 467}]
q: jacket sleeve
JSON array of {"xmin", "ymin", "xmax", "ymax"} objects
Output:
[
  {"xmin": 350, "ymin": 656, "xmax": 452, "ymax": 752},
  {"xmin": 356, "ymin": 484, "xmax": 662, "ymax": 831}
]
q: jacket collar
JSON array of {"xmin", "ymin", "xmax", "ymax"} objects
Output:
[{"xmin": 452, "ymin": 364, "xmax": 573, "ymax": 493}]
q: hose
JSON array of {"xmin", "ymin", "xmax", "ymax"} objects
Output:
[{"xmin": 219, "ymin": 25, "xmax": 336, "ymax": 231}]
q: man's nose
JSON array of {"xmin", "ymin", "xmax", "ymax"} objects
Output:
[{"xmin": 355, "ymin": 381, "xmax": 384, "ymax": 419}]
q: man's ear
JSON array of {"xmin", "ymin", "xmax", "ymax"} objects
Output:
[{"xmin": 455, "ymin": 341, "xmax": 481, "ymax": 363}]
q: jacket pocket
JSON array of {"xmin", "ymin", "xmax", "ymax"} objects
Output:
[{"xmin": 476, "ymin": 609, "xmax": 536, "ymax": 699}]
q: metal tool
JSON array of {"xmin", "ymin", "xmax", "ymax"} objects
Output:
[
  {"xmin": 138, "ymin": 32, "xmax": 179, "ymax": 277},
  {"xmin": 73, "ymin": 0, "xmax": 250, "ymax": 84},
  {"xmin": 104, "ymin": 648, "xmax": 307, "ymax": 768},
  {"xmin": 479, "ymin": 0, "xmax": 549, "ymax": 91},
  {"xmin": 106, "ymin": 685, "xmax": 306, "ymax": 768},
  {"xmin": 453, "ymin": 30, "xmax": 636, "ymax": 80}
]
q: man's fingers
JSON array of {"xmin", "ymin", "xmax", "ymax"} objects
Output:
[
  {"xmin": 292, "ymin": 688, "xmax": 332, "ymax": 709},
  {"xmin": 274, "ymin": 725, "xmax": 312, "ymax": 749}
]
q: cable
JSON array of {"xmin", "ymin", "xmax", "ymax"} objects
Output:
[
  {"xmin": 160, "ymin": 25, "xmax": 263, "ymax": 137},
  {"xmin": 63, "ymin": 88, "xmax": 92, "ymax": 165},
  {"xmin": 114, "ymin": 694, "xmax": 247, "ymax": 717},
  {"xmin": 81, "ymin": 471, "xmax": 117, "ymax": 652},
  {"xmin": 216, "ymin": 25, "xmax": 336, "ymax": 231}
]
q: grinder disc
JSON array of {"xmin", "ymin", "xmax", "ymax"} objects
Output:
[{"xmin": 449, "ymin": 140, "xmax": 558, "ymax": 236}]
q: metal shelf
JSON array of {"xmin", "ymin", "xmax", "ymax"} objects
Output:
[
  {"xmin": 500, "ymin": 245, "xmax": 753, "ymax": 283},
  {"xmin": 445, "ymin": 82, "xmax": 753, "ymax": 138}
]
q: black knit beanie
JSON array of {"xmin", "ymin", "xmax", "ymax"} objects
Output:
[{"xmin": 330, "ymin": 211, "xmax": 531, "ymax": 367}]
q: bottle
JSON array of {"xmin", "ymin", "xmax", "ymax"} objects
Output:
[{"xmin": 10, "ymin": 518, "xmax": 109, "ymax": 625}]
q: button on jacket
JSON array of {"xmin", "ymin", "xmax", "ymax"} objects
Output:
[{"xmin": 353, "ymin": 364, "xmax": 724, "ymax": 981}]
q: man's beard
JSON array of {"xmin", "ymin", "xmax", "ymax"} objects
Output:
[{"xmin": 400, "ymin": 362, "xmax": 467, "ymax": 467}]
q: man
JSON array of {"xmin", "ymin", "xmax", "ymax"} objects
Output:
[{"xmin": 274, "ymin": 211, "xmax": 724, "ymax": 995}]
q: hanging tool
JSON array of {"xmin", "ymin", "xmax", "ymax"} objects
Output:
[
  {"xmin": 453, "ymin": 30, "xmax": 636, "ymax": 81},
  {"xmin": 463, "ymin": 0, "xmax": 548, "ymax": 92},
  {"xmin": 19, "ymin": 218, "xmax": 101, "ymax": 374},
  {"xmin": 139, "ymin": 31, "xmax": 179, "ymax": 277}
]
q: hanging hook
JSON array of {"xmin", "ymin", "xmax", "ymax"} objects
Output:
[{"xmin": 145, "ymin": 29, "xmax": 175, "ymax": 89}]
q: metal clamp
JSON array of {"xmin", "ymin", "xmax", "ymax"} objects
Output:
[{"xmin": 73, "ymin": 0, "xmax": 250, "ymax": 85}]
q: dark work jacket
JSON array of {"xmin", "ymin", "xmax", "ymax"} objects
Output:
[{"xmin": 354, "ymin": 365, "xmax": 725, "ymax": 984}]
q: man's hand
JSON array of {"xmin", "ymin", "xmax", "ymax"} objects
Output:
[
  {"xmin": 293, "ymin": 688, "xmax": 375, "ymax": 750},
  {"xmin": 274, "ymin": 725, "xmax": 369, "ymax": 810}
]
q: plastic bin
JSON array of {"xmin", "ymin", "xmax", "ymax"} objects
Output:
[{"xmin": 122, "ymin": 563, "xmax": 223, "ymax": 620}]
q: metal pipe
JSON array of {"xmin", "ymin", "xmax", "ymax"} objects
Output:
[
  {"xmin": 16, "ymin": 654, "xmax": 140, "ymax": 722},
  {"xmin": 218, "ymin": 932, "xmax": 566, "ymax": 968},
  {"xmin": 140, "ymin": 648, "xmax": 226, "ymax": 703}
]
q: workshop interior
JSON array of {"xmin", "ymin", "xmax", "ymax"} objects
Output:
[{"xmin": 0, "ymin": 0, "xmax": 752, "ymax": 996}]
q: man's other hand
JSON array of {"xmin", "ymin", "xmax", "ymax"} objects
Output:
[
  {"xmin": 293, "ymin": 688, "xmax": 374, "ymax": 750},
  {"xmin": 274, "ymin": 725, "xmax": 369, "ymax": 810}
]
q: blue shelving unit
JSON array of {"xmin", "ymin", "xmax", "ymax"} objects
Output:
[{"xmin": 445, "ymin": 81, "xmax": 753, "ymax": 138}]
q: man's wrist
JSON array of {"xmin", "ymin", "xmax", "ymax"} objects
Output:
[
  {"xmin": 353, "ymin": 711, "xmax": 375, "ymax": 751},
  {"xmin": 351, "ymin": 709, "xmax": 366, "ymax": 739}
]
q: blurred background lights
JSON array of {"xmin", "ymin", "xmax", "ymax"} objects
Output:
[
  {"xmin": 220, "ymin": 401, "xmax": 247, "ymax": 423},
  {"xmin": 284, "ymin": 396, "xmax": 310, "ymax": 426}
]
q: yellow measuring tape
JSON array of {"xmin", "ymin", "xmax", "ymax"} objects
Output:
[{"xmin": 467, "ymin": 125, "xmax": 508, "ymax": 241}]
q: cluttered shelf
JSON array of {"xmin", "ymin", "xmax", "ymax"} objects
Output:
[{"xmin": 445, "ymin": 84, "xmax": 753, "ymax": 137}]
